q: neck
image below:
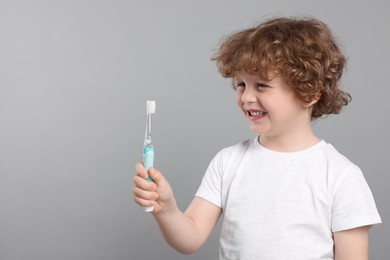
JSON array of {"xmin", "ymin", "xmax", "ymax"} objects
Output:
[{"xmin": 259, "ymin": 127, "xmax": 320, "ymax": 152}]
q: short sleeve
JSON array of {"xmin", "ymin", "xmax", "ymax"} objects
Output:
[
  {"xmin": 331, "ymin": 164, "xmax": 382, "ymax": 232},
  {"xmin": 195, "ymin": 151, "xmax": 224, "ymax": 208}
]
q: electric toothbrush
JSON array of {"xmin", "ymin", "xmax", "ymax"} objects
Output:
[{"xmin": 143, "ymin": 100, "xmax": 156, "ymax": 212}]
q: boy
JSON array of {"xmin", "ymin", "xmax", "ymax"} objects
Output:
[{"xmin": 133, "ymin": 17, "xmax": 381, "ymax": 259}]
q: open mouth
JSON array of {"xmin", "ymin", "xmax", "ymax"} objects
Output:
[{"xmin": 246, "ymin": 109, "xmax": 267, "ymax": 120}]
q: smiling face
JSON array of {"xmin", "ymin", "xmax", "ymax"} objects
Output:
[{"xmin": 234, "ymin": 71, "xmax": 314, "ymax": 141}]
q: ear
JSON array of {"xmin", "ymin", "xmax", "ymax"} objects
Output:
[{"xmin": 302, "ymin": 92, "xmax": 321, "ymax": 108}]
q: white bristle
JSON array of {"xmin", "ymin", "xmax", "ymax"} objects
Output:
[{"xmin": 146, "ymin": 100, "xmax": 156, "ymax": 114}]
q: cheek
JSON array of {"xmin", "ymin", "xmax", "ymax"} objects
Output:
[
  {"xmin": 235, "ymin": 93, "xmax": 241, "ymax": 106},
  {"xmin": 261, "ymin": 93, "xmax": 292, "ymax": 112},
  {"xmin": 236, "ymin": 94, "xmax": 245, "ymax": 112}
]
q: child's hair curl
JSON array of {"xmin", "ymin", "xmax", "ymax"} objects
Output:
[{"xmin": 212, "ymin": 17, "xmax": 352, "ymax": 119}]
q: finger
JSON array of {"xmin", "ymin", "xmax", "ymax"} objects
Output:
[
  {"xmin": 133, "ymin": 186, "xmax": 158, "ymax": 201},
  {"xmin": 133, "ymin": 196, "xmax": 156, "ymax": 207},
  {"xmin": 135, "ymin": 162, "xmax": 148, "ymax": 179},
  {"xmin": 133, "ymin": 175, "xmax": 156, "ymax": 191}
]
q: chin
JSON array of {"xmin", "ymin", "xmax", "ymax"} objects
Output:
[{"xmin": 249, "ymin": 125, "xmax": 265, "ymax": 136}]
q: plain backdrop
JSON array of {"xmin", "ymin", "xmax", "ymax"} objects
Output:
[{"xmin": 0, "ymin": 0, "xmax": 389, "ymax": 259}]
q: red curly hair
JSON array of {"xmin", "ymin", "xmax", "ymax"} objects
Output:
[{"xmin": 212, "ymin": 17, "xmax": 351, "ymax": 119}]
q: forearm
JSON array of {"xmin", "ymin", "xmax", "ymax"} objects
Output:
[
  {"xmin": 153, "ymin": 205, "xmax": 203, "ymax": 254},
  {"xmin": 133, "ymin": 165, "xmax": 219, "ymax": 254}
]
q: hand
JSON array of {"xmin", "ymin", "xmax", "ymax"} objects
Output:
[{"xmin": 133, "ymin": 163, "xmax": 175, "ymax": 214}]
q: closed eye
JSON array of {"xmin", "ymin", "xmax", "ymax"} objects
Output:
[
  {"xmin": 256, "ymin": 82, "xmax": 270, "ymax": 89},
  {"xmin": 233, "ymin": 81, "xmax": 245, "ymax": 91}
]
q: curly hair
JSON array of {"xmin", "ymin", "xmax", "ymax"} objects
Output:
[{"xmin": 212, "ymin": 17, "xmax": 351, "ymax": 119}]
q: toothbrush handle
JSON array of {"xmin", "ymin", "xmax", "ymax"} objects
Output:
[
  {"xmin": 143, "ymin": 146, "xmax": 154, "ymax": 212},
  {"xmin": 143, "ymin": 146, "xmax": 154, "ymax": 173}
]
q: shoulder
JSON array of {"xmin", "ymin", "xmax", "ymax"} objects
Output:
[
  {"xmin": 305, "ymin": 141, "xmax": 365, "ymax": 192},
  {"xmin": 218, "ymin": 139, "xmax": 252, "ymax": 162},
  {"xmin": 220, "ymin": 138, "xmax": 252, "ymax": 155},
  {"xmin": 320, "ymin": 142, "xmax": 368, "ymax": 193},
  {"xmin": 208, "ymin": 138, "xmax": 253, "ymax": 174},
  {"xmin": 320, "ymin": 142, "xmax": 359, "ymax": 171}
]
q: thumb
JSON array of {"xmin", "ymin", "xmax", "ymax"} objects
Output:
[
  {"xmin": 148, "ymin": 167, "xmax": 167, "ymax": 187},
  {"xmin": 147, "ymin": 167, "xmax": 175, "ymax": 214}
]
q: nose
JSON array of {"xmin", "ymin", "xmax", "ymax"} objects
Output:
[{"xmin": 240, "ymin": 86, "xmax": 257, "ymax": 103}]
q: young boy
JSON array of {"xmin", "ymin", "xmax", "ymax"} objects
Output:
[{"xmin": 133, "ymin": 17, "xmax": 381, "ymax": 259}]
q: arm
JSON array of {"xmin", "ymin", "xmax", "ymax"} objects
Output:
[
  {"xmin": 154, "ymin": 197, "xmax": 221, "ymax": 254},
  {"xmin": 333, "ymin": 226, "xmax": 370, "ymax": 260},
  {"xmin": 133, "ymin": 163, "xmax": 222, "ymax": 254}
]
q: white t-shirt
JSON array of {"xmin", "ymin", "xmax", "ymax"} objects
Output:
[{"xmin": 196, "ymin": 137, "xmax": 381, "ymax": 260}]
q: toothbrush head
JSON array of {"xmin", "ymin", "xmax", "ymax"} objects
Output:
[{"xmin": 146, "ymin": 100, "xmax": 156, "ymax": 114}]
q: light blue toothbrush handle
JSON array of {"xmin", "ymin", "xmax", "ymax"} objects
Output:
[
  {"xmin": 143, "ymin": 147, "xmax": 154, "ymax": 182},
  {"xmin": 143, "ymin": 146, "xmax": 155, "ymax": 212},
  {"xmin": 144, "ymin": 146, "xmax": 154, "ymax": 212}
]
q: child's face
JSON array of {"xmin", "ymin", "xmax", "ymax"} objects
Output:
[{"xmin": 233, "ymin": 71, "xmax": 312, "ymax": 138}]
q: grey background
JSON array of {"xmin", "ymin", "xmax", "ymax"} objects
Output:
[{"xmin": 0, "ymin": 0, "xmax": 388, "ymax": 259}]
